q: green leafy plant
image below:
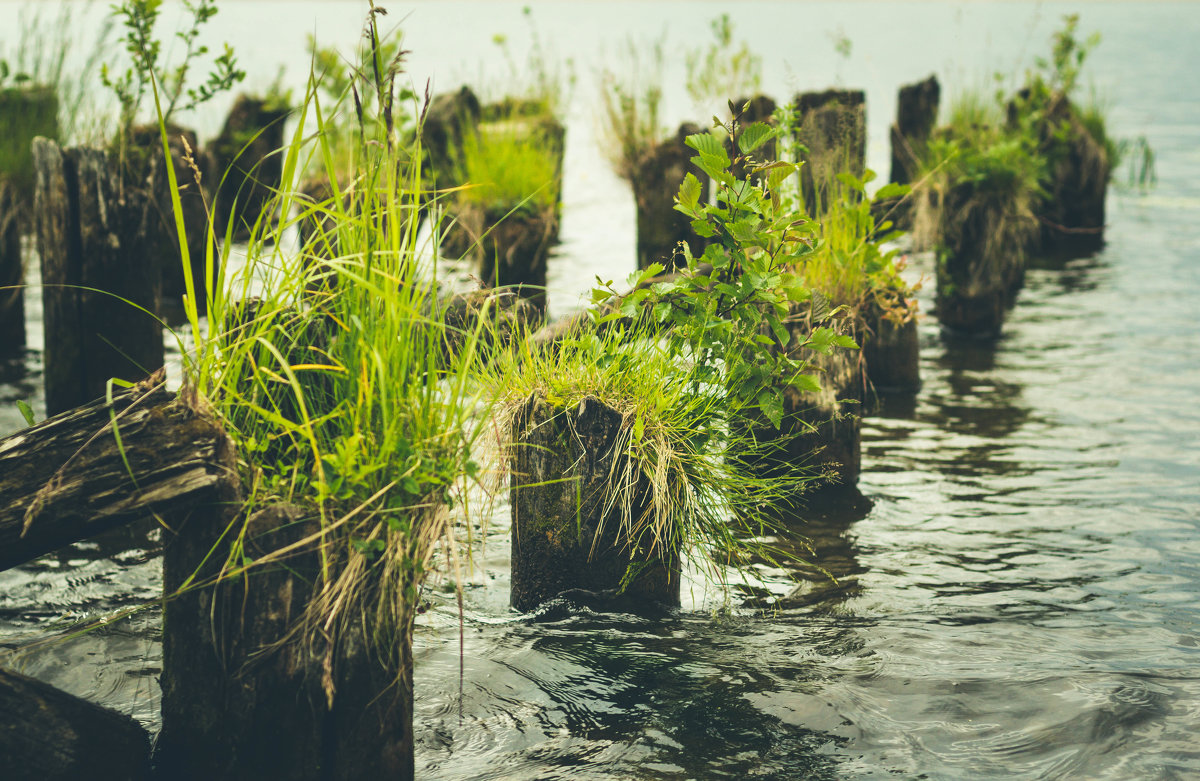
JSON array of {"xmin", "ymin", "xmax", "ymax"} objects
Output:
[
  {"xmin": 685, "ymin": 14, "xmax": 762, "ymax": 115},
  {"xmin": 101, "ymin": 0, "xmax": 244, "ymax": 135},
  {"xmin": 601, "ymin": 116, "xmax": 855, "ymax": 429}
]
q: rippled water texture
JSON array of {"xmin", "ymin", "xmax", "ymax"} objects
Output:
[{"xmin": 2, "ymin": 2, "xmax": 1198, "ymax": 778}]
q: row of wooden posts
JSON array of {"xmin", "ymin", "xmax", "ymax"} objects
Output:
[{"xmin": 0, "ymin": 75, "xmax": 1110, "ymax": 780}]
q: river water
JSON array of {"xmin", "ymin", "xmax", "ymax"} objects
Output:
[{"xmin": 2, "ymin": 2, "xmax": 1198, "ymax": 778}]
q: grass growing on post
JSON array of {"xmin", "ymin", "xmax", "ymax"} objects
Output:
[
  {"xmin": 159, "ymin": 5, "xmax": 488, "ymax": 692},
  {"xmin": 454, "ymin": 126, "xmax": 560, "ymax": 217}
]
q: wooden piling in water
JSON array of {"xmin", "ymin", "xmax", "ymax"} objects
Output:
[
  {"xmin": 157, "ymin": 502, "xmax": 416, "ymax": 781},
  {"xmin": 32, "ymin": 138, "xmax": 164, "ymax": 416},
  {"xmin": 0, "ymin": 181, "xmax": 22, "ymax": 356},
  {"xmin": 793, "ymin": 89, "xmax": 867, "ymax": 213},
  {"xmin": 633, "ymin": 123, "xmax": 710, "ymax": 271},
  {"xmin": 207, "ymin": 94, "xmax": 290, "ymax": 241},
  {"xmin": 509, "ymin": 392, "xmax": 681, "ymax": 612},
  {"xmin": 0, "ymin": 666, "xmax": 150, "ymax": 781}
]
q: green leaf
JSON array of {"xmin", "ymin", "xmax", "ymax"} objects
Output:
[
  {"xmin": 758, "ymin": 388, "xmax": 784, "ymax": 429},
  {"xmin": 738, "ymin": 122, "xmax": 775, "ymax": 154},
  {"xmin": 678, "ymin": 172, "xmax": 702, "ymax": 210},
  {"xmin": 874, "ymin": 182, "xmax": 911, "ymax": 200},
  {"xmin": 832, "ymin": 334, "xmax": 860, "ymax": 350},
  {"xmin": 765, "ymin": 161, "xmax": 798, "ymax": 192},
  {"xmin": 685, "ymin": 132, "xmax": 724, "ymax": 158},
  {"xmin": 792, "ymin": 373, "xmax": 821, "ymax": 393},
  {"xmin": 16, "ymin": 400, "xmax": 35, "ymax": 427}
]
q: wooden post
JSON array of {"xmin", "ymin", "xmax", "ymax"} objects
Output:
[
  {"xmin": 793, "ymin": 89, "xmax": 867, "ymax": 214},
  {"xmin": 207, "ymin": 94, "xmax": 290, "ymax": 241},
  {"xmin": 750, "ymin": 311, "xmax": 865, "ymax": 496},
  {"xmin": 862, "ymin": 309, "xmax": 921, "ymax": 394},
  {"xmin": 157, "ymin": 503, "xmax": 416, "ymax": 781},
  {"xmin": 33, "ymin": 138, "xmax": 164, "ymax": 415},
  {"xmin": 0, "ymin": 375, "xmax": 235, "ymax": 572},
  {"xmin": 1025, "ymin": 92, "xmax": 1110, "ymax": 253},
  {"xmin": 0, "ymin": 667, "xmax": 150, "ymax": 781},
  {"xmin": 934, "ymin": 181, "xmax": 1030, "ymax": 337},
  {"xmin": 633, "ymin": 123, "xmax": 710, "ymax": 270},
  {"xmin": 0, "ymin": 181, "xmax": 22, "ymax": 356},
  {"xmin": 421, "ymin": 85, "xmax": 481, "ymax": 189},
  {"xmin": 889, "ymin": 76, "xmax": 940, "ymax": 186},
  {"xmin": 884, "ymin": 75, "xmax": 940, "ymax": 231},
  {"xmin": 127, "ymin": 124, "xmax": 215, "ymax": 320},
  {"xmin": 509, "ymin": 392, "xmax": 681, "ymax": 612}
]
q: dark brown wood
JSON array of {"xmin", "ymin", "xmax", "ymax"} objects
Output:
[
  {"xmin": 889, "ymin": 75, "xmax": 940, "ymax": 186},
  {"xmin": 33, "ymin": 138, "xmax": 164, "ymax": 415},
  {"xmin": 0, "ymin": 375, "xmax": 236, "ymax": 572},
  {"xmin": 158, "ymin": 503, "xmax": 415, "ymax": 781},
  {"xmin": 207, "ymin": 95, "xmax": 290, "ymax": 241},
  {"xmin": 422, "ymin": 85, "xmax": 481, "ymax": 188},
  {"xmin": 862, "ymin": 307, "xmax": 921, "ymax": 394},
  {"xmin": 0, "ymin": 666, "xmax": 150, "ymax": 781},
  {"xmin": 0, "ymin": 180, "xmax": 22, "ymax": 355},
  {"xmin": 127, "ymin": 124, "xmax": 215, "ymax": 319},
  {"xmin": 933, "ymin": 181, "xmax": 1030, "ymax": 337},
  {"xmin": 793, "ymin": 89, "xmax": 867, "ymax": 213},
  {"xmin": 634, "ymin": 123, "xmax": 710, "ymax": 270},
  {"xmin": 509, "ymin": 393, "xmax": 681, "ymax": 612}
]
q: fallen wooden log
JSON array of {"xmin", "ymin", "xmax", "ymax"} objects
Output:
[
  {"xmin": 0, "ymin": 373, "xmax": 236, "ymax": 572},
  {"xmin": 0, "ymin": 666, "xmax": 150, "ymax": 781}
]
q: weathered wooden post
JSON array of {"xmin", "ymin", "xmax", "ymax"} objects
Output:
[
  {"xmin": 442, "ymin": 111, "xmax": 565, "ymax": 312},
  {"xmin": 1022, "ymin": 92, "xmax": 1111, "ymax": 253},
  {"xmin": 0, "ymin": 666, "xmax": 150, "ymax": 781},
  {"xmin": 126, "ymin": 124, "xmax": 214, "ymax": 319},
  {"xmin": 157, "ymin": 501, "xmax": 417, "ymax": 781},
  {"xmin": 933, "ymin": 181, "xmax": 1033, "ymax": 336},
  {"xmin": 632, "ymin": 122, "xmax": 709, "ymax": 270},
  {"xmin": 208, "ymin": 93, "xmax": 290, "ymax": 241},
  {"xmin": 422, "ymin": 85, "xmax": 481, "ymax": 188},
  {"xmin": 0, "ymin": 181, "xmax": 22, "ymax": 356},
  {"xmin": 793, "ymin": 89, "xmax": 867, "ymax": 213},
  {"xmin": 509, "ymin": 392, "xmax": 681, "ymax": 611},
  {"xmin": 890, "ymin": 76, "xmax": 940, "ymax": 187},
  {"xmin": 33, "ymin": 138, "xmax": 163, "ymax": 416},
  {"xmin": 862, "ymin": 307, "xmax": 921, "ymax": 394},
  {"xmin": 882, "ymin": 75, "xmax": 940, "ymax": 231}
]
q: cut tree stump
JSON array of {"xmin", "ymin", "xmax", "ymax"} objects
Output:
[
  {"xmin": 0, "ymin": 374, "xmax": 236, "ymax": 572},
  {"xmin": 33, "ymin": 137, "xmax": 164, "ymax": 416},
  {"xmin": 0, "ymin": 666, "xmax": 150, "ymax": 781}
]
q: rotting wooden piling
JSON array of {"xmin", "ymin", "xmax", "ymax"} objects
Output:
[
  {"xmin": 33, "ymin": 138, "xmax": 164, "ymax": 415},
  {"xmin": 509, "ymin": 392, "xmax": 681, "ymax": 612},
  {"xmin": 0, "ymin": 666, "xmax": 150, "ymax": 781}
]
